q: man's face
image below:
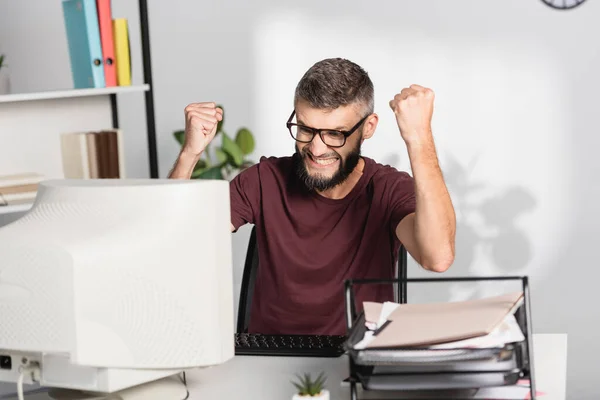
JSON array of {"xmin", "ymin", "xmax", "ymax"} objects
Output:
[{"xmin": 293, "ymin": 103, "xmax": 365, "ymax": 192}]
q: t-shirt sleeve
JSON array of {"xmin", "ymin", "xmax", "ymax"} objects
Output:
[
  {"xmin": 229, "ymin": 163, "xmax": 261, "ymax": 231},
  {"xmin": 388, "ymin": 171, "xmax": 416, "ymax": 235}
]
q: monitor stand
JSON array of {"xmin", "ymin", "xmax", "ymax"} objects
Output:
[{"xmin": 47, "ymin": 375, "xmax": 188, "ymax": 400}]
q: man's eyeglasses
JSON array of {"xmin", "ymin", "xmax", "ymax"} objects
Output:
[{"xmin": 286, "ymin": 110, "xmax": 369, "ymax": 148}]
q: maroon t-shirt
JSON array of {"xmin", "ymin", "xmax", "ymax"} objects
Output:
[{"xmin": 230, "ymin": 155, "xmax": 416, "ymax": 335}]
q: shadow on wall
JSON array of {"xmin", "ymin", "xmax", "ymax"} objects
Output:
[{"xmin": 394, "ymin": 152, "xmax": 538, "ymax": 303}]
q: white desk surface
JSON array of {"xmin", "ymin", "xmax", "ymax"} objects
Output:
[{"xmin": 7, "ymin": 333, "xmax": 567, "ymax": 400}]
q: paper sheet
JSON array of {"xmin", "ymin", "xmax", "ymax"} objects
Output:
[
  {"xmin": 429, "ymin": 313, "xmax": 525, "ymax": 349},
  {"xmin": 474, "ymin": 380, "xmax": 545, "ymax": 399}
]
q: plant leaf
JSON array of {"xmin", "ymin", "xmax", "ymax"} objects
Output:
[
  {"xmin": 201, "ymin": 142, "xmax": 214, "ymax": 167},
  {"xmin": 193, "ymin": 159, "xmax": 207, "ymax": 171},
  {"xmin": 216, "ymin": 104, "xmax": 225, "ymax": 133},
  {"xmin": 173, "ymin": 130, "xmax": 185, "ymax": 146},
  {"xmin": 215, "ymin": 148, "xmax": 228, "ymax": 164},
  {"xmin": 317, "ymin": 371, "xmax": 326, "ymax": 382},
  {"xmin": 235, "ymin": 128, "xmax": 255, "ymax": 155},
  {"xmin": 304, "ymin": 373, "xmax": 312, "ymax": 393},
  {"xmin": 195, "ymin": 165, "xmax": 224, "ymax": 180},
  {"xmin": 190, "ymin": 167, "xmax": 205, "ymax": 178},
  {"xmin": 315, "ymin": 372, "xmax": 326, "ymax": 392},
  {"xmin": 190, "ymin": 159, "xmax": 208, "ymax": 178},
  {"xmin": 292, "ymin": 382, "xmax": 304, "ymax": 394},
  {"xmin": 221, "ymin": 133, "xmax": 244, "ymax": 167},
  {"xmin": 292, "ymin": 374, "xmax": 307, "ymax": 395}
]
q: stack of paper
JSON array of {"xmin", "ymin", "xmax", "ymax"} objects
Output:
[
  {"xmin": 0, "ymin": 173, "xmax": 44, "ymax": 206},
  {"xmin": 355, "ymin": 291, "xmax": 525, "ymax": 350}
]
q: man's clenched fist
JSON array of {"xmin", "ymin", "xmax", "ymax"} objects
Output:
[
  {"xmin": 389, "ymin": 84, "xmax": 434, "ymax": 146},
  {"xmin": 182, "ymin": 102, "xmax": 223, "ymax": 156}
]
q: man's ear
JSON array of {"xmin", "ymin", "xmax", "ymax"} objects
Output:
[{"xmin": 361, "ymin": 113, "xmax": 379, "ymax": 141}]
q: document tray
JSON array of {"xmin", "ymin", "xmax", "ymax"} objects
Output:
[
  {"xmin": 342, "ymin": 276, "xmax": 536, "ymax": 400},
  {"xmin": 345, "ymin": 313, "xmax": 522, "ymax": 391}
]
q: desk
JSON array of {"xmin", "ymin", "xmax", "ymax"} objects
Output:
[{"xmin": 6, "ymin": 334, "xmax": 567, "ymax": 400}]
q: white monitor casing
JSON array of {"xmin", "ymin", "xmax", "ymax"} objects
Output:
[{"xmin": 0, "ymin": 179, "xmax": 234, "ymax": 393}]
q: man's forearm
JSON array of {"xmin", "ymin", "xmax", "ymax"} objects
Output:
[
  {"xmin": 168, "ymin": 151, "xmax": 201, "ymax": 179},
  {"xmin": 407, "ymin": 134, "xmax": 456, "ymax": 272}
]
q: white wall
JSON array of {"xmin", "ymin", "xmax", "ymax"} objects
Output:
[
  {"xmin": 139, "ymin": 1, "xmax": 600, "ymax": 398},
  {"xmin": 1, "ymin": 0, "xmax": 598, "ymax": 398}
]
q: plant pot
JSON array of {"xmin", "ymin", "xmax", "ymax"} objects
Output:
[
  {"xmin": 292, "ymin": 390, "xmax": 330, "ymax": 400},
  {"xmin": 0, "ymin": 69, "xmax": 10, "ymax": 95}
]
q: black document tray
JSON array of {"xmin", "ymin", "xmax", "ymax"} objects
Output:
[{"xmin": 342, "ymin": 276, "xmax": 536, "ymax": 399}]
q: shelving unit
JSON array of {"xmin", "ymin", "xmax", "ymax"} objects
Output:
[
  {"xmin": 0, "ymin": 84, "xmax": 149, "ymax": 104},
  {"xmin": 0, "ymin": 0, "xmax": 159, "ymax": 217}
]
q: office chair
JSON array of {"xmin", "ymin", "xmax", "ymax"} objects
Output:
[
  {"xmin": 237, "ymin": 226, "xmax": 260, "ymax": 333},
  {"xmin": 235, "ymin": 225, "xmax": 408, "ymax": 333}
]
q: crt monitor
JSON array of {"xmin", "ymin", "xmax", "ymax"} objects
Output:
[{"xmin": 0, "ymin": 179, "xmax": 234, "ymax": 396}]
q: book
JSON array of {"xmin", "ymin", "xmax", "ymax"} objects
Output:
[
  {"xmin": 94, "ymin": 130, "xmax": 120, "ymax": 178},
  {"xmin": 0, "ymin": 173, "xmax": 44, "ymax": 188},
  {"xmin": 0, "ymin": 191, "xmax": 37, "ymax": 206},
  {"xmin": 0, "ymin": 180, "xmax": 39, "ymax": 207},
  {"xmin": 0, "ymin": 184, "xmax": 39, "ymax": 195},
  {"xmin": 62, "ymin": 0, "xmax": 106, "ymax": 88},
  {"xmin": 86, "ymin": 132, "xmax": 99, "ymax": 178},
  {"xmin": 113, "ymin": 18, "xmax": 131, "ymax": 86},
  {"xmin": 60, "ymin": 132, "xmax": 91, "ymax": 178},
  {"xmin": 96, "ymin": 0, "xmax": 117, "ymax": 86}
]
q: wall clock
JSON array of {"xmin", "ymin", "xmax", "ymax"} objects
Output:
[{"xmin": 541, "ymin": 0, "xmax": 587, "ymax": 10}]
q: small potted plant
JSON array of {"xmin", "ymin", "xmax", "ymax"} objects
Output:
[
  {"xmin": 291, "ymin": 372, "xmax": 329, "ymax": 400},
  {"xmin": 0, "ymin": 54, "xmax": 10, "ymax": 95}
]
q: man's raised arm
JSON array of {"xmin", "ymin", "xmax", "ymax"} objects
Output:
[
  {"xmin": 167, "ymin": 102, "xmax": 234, "ymax": 232},
  {"xmin": 390, "ymin": 85, "xmax": 456, "ymax": 272}
]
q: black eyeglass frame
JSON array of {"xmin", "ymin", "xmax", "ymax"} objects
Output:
[{"xmin": 286, "ymin": 110, "xmax": 370, "ymax": 148}]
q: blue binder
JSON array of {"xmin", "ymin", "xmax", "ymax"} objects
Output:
[{"xmin": 62, "ymin": 0, "xmax": 106, "ymax": 88}]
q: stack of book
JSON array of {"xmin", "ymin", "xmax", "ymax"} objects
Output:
[
  {"xmin": 62, "ymin": 0, "xmax": 131, "ymax": 88},
  {"xmin": 60, "ymin": 129, "xmax": 125, "ymax": 179},
  {"xmin": 0, "ymin": 173, "xmax": 44, "ymax": 206}
]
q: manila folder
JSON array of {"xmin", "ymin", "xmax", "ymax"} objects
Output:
[{"xmin": 366, "ymin": 291, "xmax": 524, "ymax": 349}]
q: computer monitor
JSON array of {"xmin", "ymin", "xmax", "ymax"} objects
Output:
[{"xmin": 0, "ymin": 179, "xmax": 234, "ymax": 397}]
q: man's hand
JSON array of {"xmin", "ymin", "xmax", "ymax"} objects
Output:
[
  {"xmin": 168, "ymin": 102, "xmax": 223, "ymax": 180},
  {"xmin": 182, "ymin": 102, "xmax": 223, "ymax": 157},
  {"xmin": 389, "ymin": 84, "xmax": 434, "ymax": 146}
]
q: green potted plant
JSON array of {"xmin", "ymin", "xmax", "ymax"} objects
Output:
[
  {"xmin": 0, "ymin": 54, "xmax": 10, "ymax": 95},
  {"xmin": 173, "ymin": 105, "xmax": 256, "ymax": 180},
  {"xmin": 291, "ymin": 372, "xmax": 329, "ymax": 400}
]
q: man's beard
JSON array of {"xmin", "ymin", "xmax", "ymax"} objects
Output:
[{"xmin": 294, "ymin": 141, "xmax": 361, "ymax": 192}]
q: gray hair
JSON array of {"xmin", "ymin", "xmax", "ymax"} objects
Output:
[{"xmin": 294, "ymin": 58, "xmax": 374, "ymax": 116}]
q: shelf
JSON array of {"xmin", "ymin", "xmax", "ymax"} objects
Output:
[
  {"xmin": 0, "ymin": 203, "xmax": 33, "ymax": 215},
  {"xmin": 0, "ymin": 85, "xmax": 150, "ymax": 104}
]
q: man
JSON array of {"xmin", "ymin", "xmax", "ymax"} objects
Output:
[{"xmin": 169, "ymin": 58, "xmax": 456, "ymax": 335}]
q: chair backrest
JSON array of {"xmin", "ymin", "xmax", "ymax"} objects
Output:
[
  {"xmin": 236, "ymin": 226, "xmax": 260, "ymax": 333},
  {"xmin": 396, "ymin": 241, "xmax": 408, "ymax": 304},
  {"xmin": 235, "ymin": 225, "xmax": 408, "ymax": 333}
]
